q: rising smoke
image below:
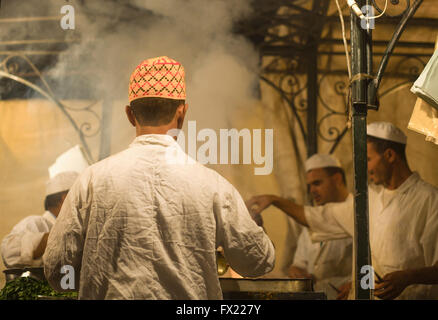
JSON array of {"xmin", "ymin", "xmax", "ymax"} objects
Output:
[
  {"xmin": 55, "ymin": 0, "xmax": 260, "ymax": 128},
  {"xmin": 48, "ymin": 0, "xmax": 260, "ymax": 155},
  {"xmin": 0, "ymin": 0, "xmax": 263, "ymax": 162}
]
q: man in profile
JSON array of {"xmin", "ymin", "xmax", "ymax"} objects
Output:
[{"xmin": 247, "ymin": 154, "xmax": 352, "ymax": 299}]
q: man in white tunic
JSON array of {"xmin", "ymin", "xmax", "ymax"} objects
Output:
[
  {"xmin": 248, "ymin": 122, "xmax": 438, "ymax": 299},
  {"xmin": 247, "ymin": 154, "xmax": 353, "ymax": 300},
  {"xmin": 43, "ymin": 56, "xmax": 275, "ymax": 300},
  {"xmin": 1, "ymin": 171, "xmax": 79, "ymax": 268}
]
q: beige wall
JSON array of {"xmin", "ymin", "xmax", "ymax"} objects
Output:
[{"xmin": 0, "ymin": 100, "xmax": 103, "ymax": 288}]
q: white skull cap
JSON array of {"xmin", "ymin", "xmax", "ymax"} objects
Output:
[
  {"xmin": 367, "ymin": 121, "xmax": 407, "ymax": 145},
  {"xmin": 305, "ymin": 153, "xmax": 342, "ymax": 172},
  {"xmin": 45, "ymin": 171, "xmax": 79, "ymax": 196},
  {"xmin": 49, "ymin": 145, "xmax": 90, "ymax": 178}
]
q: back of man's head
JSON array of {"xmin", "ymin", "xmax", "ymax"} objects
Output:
[
  {"xmin": 128, "ymin": 56, "xmax": 186, "ymax": 127},
  {"xmin": 130, "ymin": 97, "xmax": 185, "ymax": 126}
]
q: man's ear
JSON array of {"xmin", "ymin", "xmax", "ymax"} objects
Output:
[
  {"xmin": 332, "ymin": 172, "xmax": 343, "ymax": 187},
  {"xmin": 176, "ymin": 103, "xmax": 188, "ymax": 129},
  {"xmin": 384, "ymin": 148, "xmax": 397, "ymax": 164},
  {"xmin": 125, "ymin": 105, "xmax": 136, "ymax": 127}
]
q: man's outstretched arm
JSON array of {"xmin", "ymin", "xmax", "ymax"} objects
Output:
[{"xmin": 245, "ymin": 195, "xmax": 308, "ymax": 227}]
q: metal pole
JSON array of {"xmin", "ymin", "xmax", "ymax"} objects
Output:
[
  {"xmin": 306, "ymin": 47, "xmax": 318, "ymax": 157},
  {"xmin": 306, "ymin": 0, "xmax": 330, "ymax": 157},
  {"xmin": 350, "ymin": 0, "xmax": 372, "ymax": 300}
]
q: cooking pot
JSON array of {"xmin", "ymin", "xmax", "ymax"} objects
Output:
[{"xmin": 3, "ymin": 267, "xmax": 46, "ymax": 283}]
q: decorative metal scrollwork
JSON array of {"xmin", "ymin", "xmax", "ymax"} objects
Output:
[
  {"xmin": 260, "ymin": 56, "xmax": 308, "ymax": 142},
  {"xmin": 246, "ymin": 0, "xmax": 426, "ymax": 156},
  {"xmin": 379, "ymin": 55, "xmax": 426, "ymax": 99},
  {"xmin": 0, "ymin": 54, "xmax": 100, "ymax": 162},
  {"xmin": 392, "ymin": 56, "xmax": 426, "ymax": 79},
  {"xmin": 372, "ymin": 0, "xmax": 411, "ymax": 17},
  {"xmin": 279, "ymin": 74, "xmax": 308, "ymax": 112},
  {"xmin": 317, "ymin": 74, "xmax": 350, "ymax": 144},
  {"xmin": 262, "ymin": 57, "xmax": 307, "ymax": 112}
]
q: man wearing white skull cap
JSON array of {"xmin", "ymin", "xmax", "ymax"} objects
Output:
[
  {"xmin": 1, "ymin": 171, "xmax": 79, "ymax": 268},
  {"xmin": 250, "ymin": 121, "xmax": 438, "ymax": 299},
  {"xmin": 304, "ymin": 153, "xmax": 342, "ymax": 171},
  {"xmin": 246, "ymin": 153, "xmax": 353, "ymax": 300}
]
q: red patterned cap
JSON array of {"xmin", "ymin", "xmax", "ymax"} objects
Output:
[{"xmin": 129, "ymin": 56, "xmax": 186, "ymax": 102}]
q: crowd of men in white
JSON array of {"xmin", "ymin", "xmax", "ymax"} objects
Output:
[{"xmin": 1, "ymin": 56, "xmax": 437, "ymax": 300}]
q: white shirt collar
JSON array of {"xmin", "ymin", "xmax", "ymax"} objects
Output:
[
  {"xmin": 129, "ymin": 134, "xmax": 178, "ymax": 148},
  {"xmin": 396, "ymin": 172, "xmax": 420, "ymax": 194}
]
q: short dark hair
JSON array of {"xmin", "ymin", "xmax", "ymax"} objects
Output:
[
  {"xmin": 367, "ymin": 135, "xmax": 407, "ymax": 161},
  {"xmin": 323, "ymin": 166, "xmax": 347, "ymax": 186},
  {"xmin": 44, "ymin": 191, "xmax": 68, "ymax": 211},
  {"xmin": 130, "ymin": 97, "xmax": 185, "ymax": 126}
]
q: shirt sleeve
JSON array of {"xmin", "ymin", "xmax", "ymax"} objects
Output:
[
  {"xmin": 43, "ymin": 171, "xmax": 91, "ymax": 292},
  {"xmin": 419, "ymin": 190, "xmax": 438, "ymax": 267},
  {"xmin": 1, "ymin": 217, "xmax": 48, "ymax": 268},
  {"xmin": 291, "ymin": 229, "xmax": 310, "ymax": 271},
  {"xmin": 304, "ymin": 195, "xmax": 354, "ymax": 243},
  {"xmin": 214, "ymin": 176, "xmax": 275, "ymax": 278},
  {"xmin": 280, "ymin": 217, "xmax": 303, "ymax": 275}
]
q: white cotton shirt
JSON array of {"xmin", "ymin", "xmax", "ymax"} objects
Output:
[
  {"xmin": 1, "ymin": 211, "xmax": 56, "ymax": 268},
  {"xmin": 292, "ymin": 224, "xmax": 352, "ymax": 300},
  {"xmin": 43, "ymin": 134, "xmax": 275, "ymax": 300},
  {"xmin": 305, "ymin": 173, "xmax": 438, "ymax": 299}
]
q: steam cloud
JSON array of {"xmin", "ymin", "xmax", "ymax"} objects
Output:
[
  {"xmin": 58, "ymin": 0, "xmax": 260, "ymax": 132},
  {"xmin": 0, "ymin": 0, "xmax": 262, "ymax": 159}
]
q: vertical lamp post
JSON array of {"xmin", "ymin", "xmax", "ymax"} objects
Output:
[
  {"xmin": 350, "ymin": 0, "xmax": 372, "ymax": 300},
  {"xmin": 349, "ymin": 0, "xmax": 424, "ymax": 300}
]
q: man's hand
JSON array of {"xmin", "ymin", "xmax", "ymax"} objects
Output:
[
  {"xmin": 245, "ymin": 195, "xmax": 276, "ymax": 227},
  {"xmin": 287, "ymin": 265, "xmax": 313, "ymax": 280},
  {"xmin": 336, "ymin": 281, "xmax": 352, "ymax": 300},
  {"xmin": 246, "ymin": 194, "xmax": 308, "ymax": 227},
  {"xmin": 374, "ymin": 270, "xmax": 411, "ymax": 300},
  {"xmin": 245, "ymin": 195, "xmax": 275, "ymax": 215}
]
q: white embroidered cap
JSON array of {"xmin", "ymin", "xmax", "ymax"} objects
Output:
[{"xmin": 129, "ymin": 56, "xmax": 186, "ymax": 102}]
